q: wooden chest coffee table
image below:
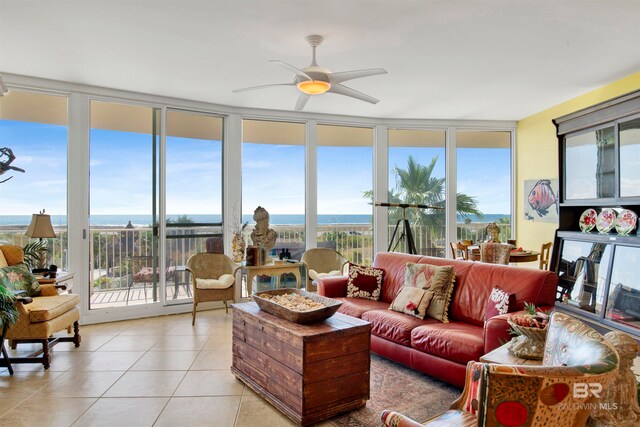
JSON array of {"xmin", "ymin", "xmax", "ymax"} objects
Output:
[{"xmin": 231, "ymin": 302, "xmax": 371, "ymax": 426}]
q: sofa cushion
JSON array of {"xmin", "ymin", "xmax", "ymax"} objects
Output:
[
  {"xmin": 0, "ymin": 263, "xmax": 41, "ymax": 297},
  {"xmin": 411, "ymin": 322, "xmax": 485, "ymax": 364},
  {"xmin": 373, "ymin": 252, "xmax": 424, "ymax": 303},
  {"xmin": 389, "ymin": 287, "xmax": 434, "ymax": 319},
  {"xmin": 449, "ymin": 262, "xmax": 558, "ymax": 326},
  {"xmin": 346, "ymin": 264, "xmax": 384, "ymax": 300},
  {"xmin": 334, "ymin": 297, "xmax": 389, "ymax": 318},
  {"xmin": 27, "ymin": 294, "xmax": 81, "ymax": 323},
  {"xmin": 485, "ymin": 287, "xmax": 516, "ymax": 320},
  {"xmin": 405, "ymin": 263, "xmax": 455, "ymax": 323},
  {"xmin": 363, "ymin": 309, "xmax": 439, "ymax": 346}
]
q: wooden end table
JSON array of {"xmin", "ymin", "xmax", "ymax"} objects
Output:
[
  {"xmin": 232, "ymin": 302, "xmax": 371, "ymax": 426},
  {"xmin": 480, "ymin": 343, "xmax": 542, "ymax": 366},
  {"xmin": 243, "ymin": 262, "xmax": 303, "ymax": 296}
]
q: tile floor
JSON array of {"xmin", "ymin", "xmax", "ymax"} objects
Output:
[{"xmin": 0, "ymin": 309, "xmax": 336, "ymax": 427}]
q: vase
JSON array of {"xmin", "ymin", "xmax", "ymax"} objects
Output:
[{"xmin": 231, "ymin": 232, "xmax": 245, "ymax": 263}]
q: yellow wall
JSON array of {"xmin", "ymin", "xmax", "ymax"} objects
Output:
[{"xmin": 516, "ymin": 71, "xmax": 640, "ymax": 263}]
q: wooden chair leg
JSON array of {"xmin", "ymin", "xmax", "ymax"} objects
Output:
[
  {"xmin": 67, "ymin": 325, "xmax": 72, "ymax": 333},
  {"xmin": 42, "ymin": 339, "xmax": 51, "ymax": 369},
  {"xmin": 192, "ymin": 301, "xmax": 197, "ymax": 326},
  {"xmin": 73, "ymin": 321, "xmax": 81, "ymax": 347},
  {"xmin": 10, "ymin": 340, "xmax": 16, "ymax": 350},
  {"xmin": 224, "ymin": 300, "xmax": 229, "ymax": 314}
]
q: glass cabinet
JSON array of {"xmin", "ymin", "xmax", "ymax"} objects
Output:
[
  {"xmin": 564, "ymin": 126, "xmax": 615, "ymax": 200},
  {"xmin": 605, "ymin": 245, "xmax": 640, "ymax": 331}
]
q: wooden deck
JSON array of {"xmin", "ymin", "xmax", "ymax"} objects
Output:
[{"xmin": 90, "ymin": 284, "xmax": 192, "ymax": 308}]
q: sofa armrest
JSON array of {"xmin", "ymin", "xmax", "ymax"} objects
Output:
[
  {"xmin": 484, "ymin": 311, "xmax": 520, "ymax": 354},
  {"xmin": 317, "ymin": 275, "xmax": 348, "ymax": 298}
]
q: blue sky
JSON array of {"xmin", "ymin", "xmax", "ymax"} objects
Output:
[{"xmin": 1, "ymin": 119, "xmax": 511, "ymax": 219}]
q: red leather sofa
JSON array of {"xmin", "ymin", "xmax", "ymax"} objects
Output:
[{"xmin": 317, "ymin": 252, "xmax": 558, "ymax": 387}]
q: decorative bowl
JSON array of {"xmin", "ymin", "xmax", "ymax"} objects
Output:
[
  {"xmin": 507, "ymin": 319, "xmax": 548, "ymax": 360},
  {"xmin": 253, "ymin": 288, "xmax": 342, "ymax": 324}
]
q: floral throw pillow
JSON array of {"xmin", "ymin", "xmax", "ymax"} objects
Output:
[
  {"xmin": 389, "ymin": 287, "xmax": 434, "ymax": 319},
  {"xmin": 485, "ymin": 287, "xmax": 516, "ymax": 320},
  {"xmin": 405, "ymin": 263, "xmax": 455, "ymax": 322},
  {"xmin": 346, "ymin": 264, "xmax": 384, "ymax": 300},
  {"xmin": 0, "ymin": 263, "xmax": 41, "ymax": 297}
]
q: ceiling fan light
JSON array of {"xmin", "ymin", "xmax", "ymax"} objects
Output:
[{"xmin": 297, "ymin": 80, "xmax": 330, "ymax": 95}]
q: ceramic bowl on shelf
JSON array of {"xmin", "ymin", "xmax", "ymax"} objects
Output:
[
  {"xmin": 615, "ymin": 209, "xmax": 638, "ymax": 235},
  {"xmin": 579, "ymin": 208, "xmax": 597, "ymax": 232},
  {"xmin": 596, "ymin": 208, "xmax": 617, "ymax": 233}
]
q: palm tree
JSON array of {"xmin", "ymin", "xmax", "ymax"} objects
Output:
[{"xmin": 365, "ymin": 155, "xmax": 483, "ymax": 254}]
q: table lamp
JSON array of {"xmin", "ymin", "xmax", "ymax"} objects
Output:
[{"xmin": 25, "ymin": 209, "xmax": 56, "ymax": 270}]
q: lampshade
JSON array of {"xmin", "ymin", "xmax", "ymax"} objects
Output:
[
  {"xmin": 297, "ymin": 80, "xmax": 331, "ymax": 95},
  {"xmin": 25, "ymin": 213, "xmax": 56, "ymax": 239}
]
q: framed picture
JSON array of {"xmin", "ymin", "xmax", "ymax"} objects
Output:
[{"xmin": 524, "ymin": 178, "xmax": 559, "ymax": 223}]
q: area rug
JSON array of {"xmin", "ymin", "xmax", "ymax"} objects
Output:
[{"xmin": 330, "ymin": 354, "xmax": 461, "ymax": 427}]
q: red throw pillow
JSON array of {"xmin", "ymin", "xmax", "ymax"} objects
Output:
[
  {"xmin": 346, "ymin": 264, "xmax": 384, "ymax": 300},
  {"xmin": 485, "ymin": 287, "xmax": 516, "ymax": 320}
]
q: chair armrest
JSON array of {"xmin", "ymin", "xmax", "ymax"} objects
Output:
[
  {"xmin": 381, "ymin": 410, "xmax": 424, "ymax": 427},
  {"xmin": 39, "ymin": 284, "xmax": 60, "ymax": 297},
  {"xmin": 317, "ymin": 275, "xmax": 348, "ymax": 298}
]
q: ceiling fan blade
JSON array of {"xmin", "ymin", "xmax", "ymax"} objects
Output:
[
  {"xmin": 329, "ymin": 68, "xmax": 387, "ymax": 84},
  {"xmin": 269, "ymin": 60, "xmax": 312, "ymax": 80},
  {"xmin": 232, "ymin": 83, "xmax": 295, "ymax": 93},
  {"xmin": 295, "ymin": 93, "xmax": 310, "ymax": 111},
  {"xmin": 329, "ymin": 84, "xmax": 380, "ymax": 104}
]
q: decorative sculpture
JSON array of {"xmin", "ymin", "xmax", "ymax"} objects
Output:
[
  {"xmin": 250, "ymin": 206, "xmax": 278, "ymax": 252},
  {"xmin": 0, "ymin": 147, "xmax": 25, "ymax": 183},
  {"xmin": 486, "ymin": 222, "xmax": 501, "ymax": 243}
]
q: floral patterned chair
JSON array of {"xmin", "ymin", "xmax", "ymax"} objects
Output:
[
  {"xmin": 0, "ymin": 244, "xmax": 80, "ymax": 370},
  {"xmin": 480, "ymin": 242, "xmax": 512, "ymax": 265},
  {"xmin": 381, "ymin": 312, "xmax": 619, "ymax": 427}
]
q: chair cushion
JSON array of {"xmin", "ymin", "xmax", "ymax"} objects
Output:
[
  {"xmin": 0, "ymin": 245, "xmax": 24, "ymax": 266},
  {"xmin": 334, "ymin": 297, "xmax": 389, "ymax": 318},
  {"xmin": 0, "ymin": 263, "xmax": 41, "ymax": 297},
  {"xmin": 346, "ymin": 264, "xmax": 384, "ymax": 300},
  {"xmin": 308, "ymin": 269, "xmax": 341, "ymax": 281},
  {"xmin": 27, "ymin": 294, "xmax": 81, "ymax": 323},
  {"xmin": 196, "ymin": 274, "xmax": 234, "ymax": 289},
  {"xmin": 411, "ymin": 322, "xmax": 485, "ymax": 364},
  {"xmin": 362, "ymin": 309, "xmax": 439, "ymax": 346}
]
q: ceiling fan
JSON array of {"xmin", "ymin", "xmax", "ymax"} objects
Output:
[{"xmin": 233, "ymin": 35, "xmax": 387, "ymax": 111}]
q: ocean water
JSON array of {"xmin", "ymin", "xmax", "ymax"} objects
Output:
[{"xmin": 0, "ymin": 213, "xmax": 509, "ymax": 227}]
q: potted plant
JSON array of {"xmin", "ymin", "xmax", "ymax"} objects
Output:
[
  {"xmin": 22, "ymin": 240, "xmax": 49, "ymax": 272},
  {"xmin": 0, "ymin": 286, "xmax": 19, "ymax": 331}
]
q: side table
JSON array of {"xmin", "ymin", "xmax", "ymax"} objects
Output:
[
  {"xmin": 480, "ymin": 343, "xmax": 542, "ymax": 366},
  {"xmin": 37, "ymin": 272, "xmax": 74, "ymax": 293},
  {"xmin": 242, "ymin": 262, "xmax": 303, "ymax": 296}
]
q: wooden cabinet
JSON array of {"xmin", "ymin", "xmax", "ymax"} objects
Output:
[
  {"xmin": 231, "ymin": 302, "xmax": 371, "ymax": 426},
  {"xmin": 552, "ymin": 89, "xmax": 640, "ymax": 339}
]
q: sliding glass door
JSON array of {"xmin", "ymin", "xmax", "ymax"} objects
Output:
[{"xmin": 89, "ymin": 101, "xmax": 161, "ymax": 309}]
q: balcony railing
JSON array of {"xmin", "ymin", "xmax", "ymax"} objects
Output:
[{"xmin": 1, "ymin": 220, "xmax": 510, "ymax": 304}]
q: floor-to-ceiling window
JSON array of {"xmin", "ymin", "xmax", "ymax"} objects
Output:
[
  {"xmin": 0, "ymin": 90, "xmax": 68, "ymax": 270},
  {"xmin": 317, "ymin": 124, "xmax": 373, "ymax": 265},
  {"xmin": 242, "ymin": 119, "xmax": 306, "ymax": 257},
  {"xmin": 456, "ymin": 130, "xmax": 512, "ymax": 244},
  {"xmin": 165, "ymin": 109, "xmax": 224, "ymax": 304},
  {"xmin": 388, "ymin": 128, "xmax": 447, "ymax": 256}
]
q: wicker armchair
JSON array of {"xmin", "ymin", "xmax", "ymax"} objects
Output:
[
  {"xmin": 381, "ymin": 312, "xmax": 619, "ymax": 427},
  {"xmin": 300, "ymin": 248, "xmax": 347, "ymax": 292},
  {"xmin": 186, "ymin": 253, "xmax": 239, "ymax": 325},
  {"xmin": 0, "ymin": 244, "xmax": 80, "ymax": 370}
]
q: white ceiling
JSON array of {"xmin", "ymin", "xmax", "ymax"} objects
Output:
[{"xmin": 1, "ymin": 0, "xmax": 639, "ymax": 120}]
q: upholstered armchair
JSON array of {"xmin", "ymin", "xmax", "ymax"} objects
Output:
[
  {"xmin": 186, "ymin": 253, "xmax": 239, "ymax": 325},
  {"xmin": 381, "ymin": 312, "xmax": 619, "ymax": 427},
  {"xmin": 300, "ymin": 248, "xmax": 348, "ymax": 292},
  {"xmin": 0, "ymin": 244, "xmax": 80, "ymax": 370}
]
